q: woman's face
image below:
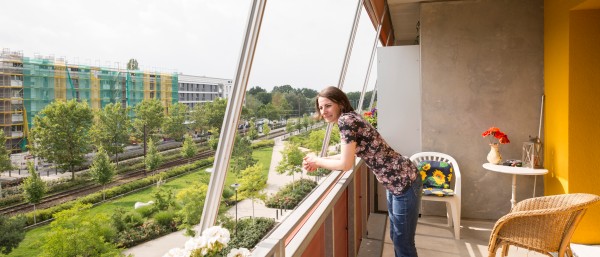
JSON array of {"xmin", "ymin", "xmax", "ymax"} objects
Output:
[{"xmin": 317, "ymin": 97, "xmax": 342, "ymax": 123}]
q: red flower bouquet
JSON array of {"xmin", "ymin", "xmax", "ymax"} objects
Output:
[{"xmin": 482, "ymin": 127, "xmax": 510, "ymax": 144}]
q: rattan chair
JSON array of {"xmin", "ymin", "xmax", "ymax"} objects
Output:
[{"xmin": 488, "ymin": 193, "xmax": 600, "ymax": 257}]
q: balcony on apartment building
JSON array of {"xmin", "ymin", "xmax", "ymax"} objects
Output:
[{"xmin": 203, "ymin": 0, "xmax": 600, "ymax": 256}]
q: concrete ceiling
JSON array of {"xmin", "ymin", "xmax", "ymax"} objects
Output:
[{"xmin": 387, "ymin": 0, "xmax": 461, "ymax": 44}]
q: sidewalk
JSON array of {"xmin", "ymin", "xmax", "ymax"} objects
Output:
[{"xmin": 123, "ymin": 134, "xmax": 307, "ymax": 257}]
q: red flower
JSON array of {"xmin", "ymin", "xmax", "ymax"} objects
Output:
[{"xmin": 482, "ymin": 127, "xmax": 510, "ymax": 144}]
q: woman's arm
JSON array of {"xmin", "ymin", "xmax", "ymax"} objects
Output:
[{"xmin": 303, "ymin": 142, "xmax": 356, "ymax": 171}]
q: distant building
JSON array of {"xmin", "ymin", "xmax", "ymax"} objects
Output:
[
  {"xmin": 177, "ymin": 74, "xmax": 232, "ymax": 109},
  {"xmin": 0, "ymin": 48, "xmax": 231, "ymax": 152}
]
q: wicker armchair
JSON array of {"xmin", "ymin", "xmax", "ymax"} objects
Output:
[{"xmin": 488, "ymin": 193, "xmax": 600, "ymax": 257}]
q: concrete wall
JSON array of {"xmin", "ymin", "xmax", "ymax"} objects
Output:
[{"xmin": 419, "ymin": 0, "xmax": 544, "ymax": 219}]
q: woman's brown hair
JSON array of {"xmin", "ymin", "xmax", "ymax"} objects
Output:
[{"xmin": 313, "ymin": 86, "xmax": 355, "ymax": 120}]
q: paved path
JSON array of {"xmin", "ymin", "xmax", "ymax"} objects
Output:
[{"xmin": 123, "ymin": 135, "xmax": 312, "ymax": 257}]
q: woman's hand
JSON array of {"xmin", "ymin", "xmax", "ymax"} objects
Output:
[{"xmin": 303, "ymin": 154, "xmax": 318, "ymax": 172}]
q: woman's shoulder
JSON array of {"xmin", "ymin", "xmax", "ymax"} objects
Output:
[{"xmin": 338, "ymin": 111, "xmax": 363, "ymax": 124}]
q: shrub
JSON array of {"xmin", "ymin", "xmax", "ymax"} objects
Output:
[
  {"xmin": 135, "ymin": 205, "xmax": 156, "ymax": 218},
  {"xmin": 122, "ymin": 211, "xmax": 144, "ymax": 229},
  {"xmin": 265, "ymin": 179, "xmax": 317, "ymax": 209},
  {"xmin": 222, "ymin": 217, "xmax": 276, "ymax": 255},
  {"xmin": 251, "ymin": 140, "xmax": 275, "ymax": 149},
  {"xmin": 153, "ymin": 210, "xmax": 177, "ymax": 228}
]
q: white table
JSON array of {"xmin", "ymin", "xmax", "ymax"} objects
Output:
[{"xmin": 482, "ymin": 163, "xmax": 548, "ymax": 208}]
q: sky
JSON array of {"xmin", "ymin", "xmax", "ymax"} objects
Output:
[{"xmin": 1, "ymin": 0, "xmax": 379, "ymax": 93}]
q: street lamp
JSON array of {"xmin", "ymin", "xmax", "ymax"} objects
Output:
[{"xmin": 231, "ymin": 183, "xmax": 240, "ymax": 236}]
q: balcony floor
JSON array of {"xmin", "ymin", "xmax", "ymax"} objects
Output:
[{"xmin": 381, "ymin": 215, "xmax": 547, "ymax": 257}]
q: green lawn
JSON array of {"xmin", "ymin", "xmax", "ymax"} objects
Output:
[{"xmin": 5, "ymin": 147, "xmax": 273, "ymax": 257}]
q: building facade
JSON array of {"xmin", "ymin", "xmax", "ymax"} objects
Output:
[
  {"xmin": 177, "ymin": 74, "xmax": 232, "ymax": 109},
  {"xmin": 0, "ymin": 49, "xmax": 231, "ymax": 153}
]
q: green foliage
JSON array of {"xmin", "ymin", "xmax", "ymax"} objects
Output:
[
  {"xmin": 181, "ymin": 134, "xmax": 198, "ymax": 160},
  {"xmin": 127, "ymin": 58, "xmax": 139, "ymax": 70},
  {"xmin": 190, "ymin": 98, "xmax": 227, "ymax": 132},
  {"xmin": 39, "ymin": 203, "xmax": 124, "ymax": 257},
  {"xmin": 153, "ymin": 187, "xmax": 175, "ymax": 211},
  {"xmin": 22, "ymin": 162, "xmax": 46, "ymax": 224},
  {"xmin": 145, "ymin": 138, "xmax": 163, "ymax": 173},
  {"xmin": 0, "ymin": 130, "xmax": 14, "ymax": 198},
  {"xmin": 229, "ymin": 135, "xmax": 257, "ymax": 176},
  {"xmin": 262, "ymin": 122, "xmax": 271, "ymax": 138},
  {"xmin": 89, "ymin": 147, "xmax": 116, "ymax": 200},
  {"xmin": 247, "ymin": 119, "xmax": 258, "ymax": 140},
  {"xmin": 222, "ymin": 217, "xmax": 276, "ymax": 255},
  {"xmin": 276, "ymin": 142, "xmax": 303, "ymax": 179},
  {"xmin": 29, "ymin": 99, "xmax": 94, "ymax": 179},
  {"xmin": 121, "ymin": 211, "xmax": 144, "ymax": 229},
  {"xmin": 238, "ymin": 164, "xmax": 267, "ymax": 217},
  {"xmin": 90, "ymin": 102, "xmax": 131, "ymax": 162},
  {"xmin": 133, "ymin": 98, "xmax": 165, "ymax": 149},
  {"xmin": 135, "ymin": 205, "xmax": 156, "ymax": 218},
  {"xmin": 0, "ymin": 215, "xmax": 26, "ymax": 255},
  {"xmin": 176, "ymin": 183, "xmax": 208, "ymax": 233},
  {"xmin": 153, "ymin": 210, "xmax": 177, "ymax": 228},
  {"xmin": 117, "ymin": 219, "xmax": 176, "ymax": 248},
  {"xmin": 163, "ymin": 103, "xmax": 188, "ymax": 141},
  {"xmin": 222, "ymin": 186, "xmax": 234, "ymax": 200},
  {"xmin": 265, "ymin": 179, "xmax": 317, "ymax": 209},
  {"xmin": 21, "ymin": 158, "xmax": 215, "ymax": 226},
  {"xmin": 251, "ymin": 139, "xmax": 275, "ymax": 149},
  {"xmin": 208, "ymin": 128, "xmax": 220, "ymax": 150}
]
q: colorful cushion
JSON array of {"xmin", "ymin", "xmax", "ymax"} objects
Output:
[{"xmin": 417, "ymin": 160, "xmax": 455, "ymax": 196}]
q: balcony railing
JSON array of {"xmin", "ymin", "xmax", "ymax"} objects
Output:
[{"xmin": 254, "ymin": 159, "xmax": 370, "ymax": 257}]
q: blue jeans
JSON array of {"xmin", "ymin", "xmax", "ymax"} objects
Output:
[{"xmin": 386, "ymin": 176, "xmax": 422, "ymax": 257}]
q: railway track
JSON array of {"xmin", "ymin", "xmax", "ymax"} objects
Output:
[{"xmin": 0, "ymin": 150, "xmax": 214, "ymax": 216}]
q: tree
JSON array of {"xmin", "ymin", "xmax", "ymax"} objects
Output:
[
  {"xmin": 238, "ymin": 164, "xmax": 267, "ymax": 218},
  {"xmin": 247, "ymin": 86, "xmax": 267, "ymax": 95},
  {"xmin": 127, "ymin": 58, "xmax": 139, "ymax": 70},
  {"xmin": 133, "ymin": 99, "xmax": 165, "ymax": 158},
  {"xmin": 0, "ymin": 215, "xmax": 26, "ymax": 255},
  {"xmin": 29, "ymin": 99, "xmax": 94, "ymax": 180},
  {"xmin": 40, "ymin": 203, "xmax": 123, "ymax": 257},
  {"xmin": 247, "ymin": 119, "xmax": 258, "ymax": 140},
  {"xmin": 276, "ymin": 142, "xmax": 304, "ymax": 189},
  {"xmin": 285, "ymin": 121, "xmax": 294, "ymax": 135},
  {"xmin": 145, "ymin": 138, "xmax": 163, "ymax": 177},
  {"xmin": 180, "ymin": 134, "xmax": 198, "ymax": 172},
  {"xmin": 207, "ymin": 128, "xmax": 220, "ymax": 151},
  {"xmin": 271, "ymin": 92, "xmax": 292, "ymax": 118},
  {"xmin": 176, "ymin": 183, "xmax": 208, "ymax": 235},
  {"xmin": 189, "ymin": 98, "xmax": 227, "ymax": 132},
  {"xmin": 262, "ymin": 122, "xmax": 271, "ymax": 139},
  {"xmin": 89, "ymin": 147, "xmax": 115, "ymax": 200},
  {"xmin": 0, "ymin": 130, "xmax": 14, "ymax": 198},
  {"xmin": 229, "ymin": 135, "xmax": 256, "ymax": 177},
  {"xmin": 306, "ymin": 127, "xmax": 341, "ymax": 153},
  {"xmin": 22, "ymin": 161, "xmax": 46, "ymax": 224},
  {"xmin": 299, "ymin": 87, "xmax": 318, "ymax": 99},
  {"xmin": 163, "ymin": 103, "xmax": 188, "ymax": 142},
  {"xmin": 90, "ymin": 102, "xmax": 131, "ymax": 166}
]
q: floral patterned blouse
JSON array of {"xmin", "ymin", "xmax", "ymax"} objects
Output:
[{"xmin": 338, "ymin": 111, "xmax": 418, "ymax": 195}]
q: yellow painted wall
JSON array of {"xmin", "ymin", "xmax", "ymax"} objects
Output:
[{"xmin": 545, "ymin": 0, "xmax": 600, "ymax": 244}]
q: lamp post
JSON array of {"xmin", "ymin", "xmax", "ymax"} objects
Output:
[{"xmin": 231, "ymin": 183, "xmax": 240, "ymax": 236}]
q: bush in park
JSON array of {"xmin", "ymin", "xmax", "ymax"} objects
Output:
[{"xmin": 265, "ymin": 179, "xmax": 317, "ymax": 209}]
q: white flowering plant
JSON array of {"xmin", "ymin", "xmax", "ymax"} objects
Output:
[{"xmin": 163, "ymin": 226, "xmax": 252, "ymax": 257}]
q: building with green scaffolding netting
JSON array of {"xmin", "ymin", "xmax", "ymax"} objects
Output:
[{"xmin": 0, "ymin": 48, "xmax": 179, "ymax": 153}]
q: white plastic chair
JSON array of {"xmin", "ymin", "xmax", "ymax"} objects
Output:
[{"xmin": 410, "ymin": 151, "xmax": 461, "ymax": 239}]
